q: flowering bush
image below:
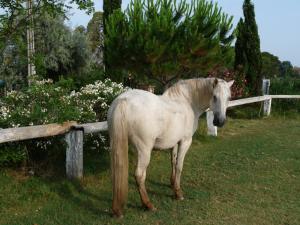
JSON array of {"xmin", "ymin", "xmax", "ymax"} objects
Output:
[
  {"xmin": 72, "ymin": 79, "xmax": 125, "ymax": 122},
  {"xmin": 208, "ymin": 68, "xmax": 249, "ymax": 98},
  {"xmin": 0, "ymin": 78, "xmax": 125, "ymax": 128},
  {"xmin": 0, "ymin": 78, "xmax": 126, "ymax": 166}
]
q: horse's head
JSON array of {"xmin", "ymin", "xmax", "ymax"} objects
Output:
[{"xmin": 209, "ymin": 78, "xmax": 234, "ymax": 127}]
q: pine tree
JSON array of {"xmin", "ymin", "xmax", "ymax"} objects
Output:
[
  {"xmin": 105, "ymin": 0, "xmax": 234, "ymax": 87},
  {"xmin": 234, "ymin": 0, "xmax": 262, "ymax": 95}
]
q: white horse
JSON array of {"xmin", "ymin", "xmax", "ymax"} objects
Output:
[{"xmin": 107, "ymin": 77, "xmax": 234, "ymax": 217}]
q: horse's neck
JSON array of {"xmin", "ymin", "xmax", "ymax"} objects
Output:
[{"xmin": 163, "ymin": 79, "xmax": 212, "ymax": 115}]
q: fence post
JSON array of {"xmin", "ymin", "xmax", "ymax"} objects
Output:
[
  {"xmin": 206, "ymin": 111, "xmax": 217, "ymax": 136},
  {"xmin": 65, "ymin": 129, "xmax": 84, "ymax": 179},
  {"xmin": 262, "ymin": 79, "xmax": 271, "ymax": 116}
]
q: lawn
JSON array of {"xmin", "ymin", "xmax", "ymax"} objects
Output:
[{"xmin": 0, "ymin": 115, "xmax": 300, "ymax": 225}]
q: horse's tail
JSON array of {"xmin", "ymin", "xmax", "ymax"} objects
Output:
[{"xmin": 109, "ymin": 99, "xmax": 128, "ymax": 217}]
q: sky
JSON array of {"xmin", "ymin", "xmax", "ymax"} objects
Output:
[{"xmin": 68, "ymin": 0, "xmax": 300, "ymax": 66}]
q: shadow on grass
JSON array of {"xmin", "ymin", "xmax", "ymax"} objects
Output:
[
  {"xmin": 55, "ymin": 180, "xmax": 111, "ymax": 217},
  {"xmin": 31, "ymin": 148, "xmax": 114, "ymax": 218}
]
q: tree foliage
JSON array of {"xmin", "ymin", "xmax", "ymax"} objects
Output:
[
  {"xmin": 280, "ymin": 61, "xmax": 294, "ymax": 78},
  {"xmin": 87, "ymin": 12, "xmax": 103, "ymax": 51},
  {"xmin": 0, "ymin": 0, "xmax": 95, "ymax": 88},
  {"xmin": 87, "ymin": 11, "xmax": 104, "ymax": 67},
  {"xmin": 261, "ymin": 52, "xmax": 281, "ymax": 78},
  {"xmin": 0, "ymin": 0, "xmax": 94, "ymax": 42},
  {"xmin": 234, "ymin": 0, "xmax": 262, "ymax": 95},
  {"xmin": 0, "ymin": 12, "xmax": 92, "ymax": 86},
  {"xmin": 103, "ymin": 0, "xmax": 121, "ymax": 76},
  {"xmin": 261, "ymin": 52, "xmax": 299, "ymax": 78},
  {"xmin": 105, "ymin": 0, "xmax": 234, "ymax": 86},
  {"xmin": 103, "ymin": 0, "xmax": 121, "ymax": 34},
  {"xmin": 234, "ymin": 19, "xmax": 246, "ymax": 71},
  {"xmin": 34, "ymin": 13, "xmax": 92, "ymax": 80}
]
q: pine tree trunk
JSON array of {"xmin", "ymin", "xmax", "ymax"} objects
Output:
[{"xmin": 27, "ymin": 0, "xmax": 36, "ymax": 86}]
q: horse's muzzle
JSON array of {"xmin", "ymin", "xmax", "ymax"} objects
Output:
[{"xmin": 213, "ymin": 115, "xmax": 226, "ymax": 127}]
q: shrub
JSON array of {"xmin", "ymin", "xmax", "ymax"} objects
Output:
[
  {"xmin": 208, "ymin": 68, "xmax": 249, "ymax": 99},
  {"xmin": 0, "ymin": 78, "xmax": 126, "ymax": 166},
  {"xmin": 270, "ymin": 78, "xmax": 300, "ymax": 114}
]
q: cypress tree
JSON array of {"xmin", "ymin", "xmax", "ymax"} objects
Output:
[
  {"xmin": 103, "ymin": 0, "xmax": 121, "ymax": 34},
  {"xmin": 234, "ymin": 0, "xmax": 262, "ymax": 95},
  {"xmin": 103, "ymin": 0, "xmax": 121, "ymax": 76},
  {"xmin": 234, "ymin": 19, "xmax": 246, "ymax": 71}
]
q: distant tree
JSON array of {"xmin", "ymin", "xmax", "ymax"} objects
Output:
[
  {"xmin": 0, "ymin": 13, "xmax": 92, "ymax": 87},
  {"xmin": 280, "ymin": 61, "xmax": 294, "ymax": 77},
  {"xmin": 87, "ymin": 11, "xmax": 104, "ymax": 67},
  {"xmin": 293, "ymin": 67, "xmax": 300, "ymax": 77},
  {"xmin": 234, "ymin": 0, "xmax": 262, "ymax": 95},
  {"xmin": 0, "ymin": 39, "xmax": 27, "ymax": 89},
  {"xmin": 74, "ymin": 25, "xmax": 87, "ymax": 34},
  {"xmin": 0, "ymin": 1, "xmax": 94, "ymax": 52},
  {"xmin": 261, "ymin": 52, "xmax": 281, "ymax": 78},
  {"xmin": 70, "ymin": 28, "xmax": 92, "ymax": 74},
  {"xmin": 34, "ymin": 13, "xmax": 72, "ymax": 79},
  {"xmin": 105, "ymin": 0, "xmax": 234, "ymax": 87},
  {"xmin": 0, "ymin": 0, "xmax": 94, "ymax": 85},
  {"xmin": 87, "ymin": 12, "xmax": 103, "ymax": 51}
]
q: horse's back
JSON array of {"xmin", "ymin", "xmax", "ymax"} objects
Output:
[{"xmin": 108, "ymin": 89, "xmax": 194, "ymax": 149}]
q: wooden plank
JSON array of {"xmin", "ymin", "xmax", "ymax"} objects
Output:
[
  {"xmin": 228, "ymin": 95, "xmax": 299, "ymax": 108},
  {"xmin": 206, "ymin": 111, "xmax": 217, "ymax": 136},
  {"xmin": 263, "ymin": 98, "xmax": 272, "ymax": 116},
  {"xmin": 72, "ymin": 121, "xmax": 108, "ymax": 134},
  {"xmin": 228, "ymin": 96, "xmax": 271, "ymax": 108},
  {"xmin": 0, "ymin": 122, "xmax": 77, "ymax": 144},
  {"xmin": 262, "ymin": 79, "xmax": 272, "ymax": 116},
  {"xmin": 65, "ymin": 130, "xmax": 83, "ymax": 179},
  {"xmin": 271, "ymin": 95, "xmax": 300, "ymax": 99},
  {"xmin": 262, "ymin": 79, "xmax": 270, "ymax": 95}
]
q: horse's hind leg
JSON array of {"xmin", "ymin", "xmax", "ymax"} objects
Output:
[
  {"xmin": 135, "ymin": 147, "xmax": 156, "ymax": 211},
  {"xmin": 173, "ymin": 138, "xmax": 192, "ymax": 200},
  {"xmin": 170, "ymin": 144, "xmax": 178, "ymax": 187}
]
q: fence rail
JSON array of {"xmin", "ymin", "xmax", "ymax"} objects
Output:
[
  {"xmin": 228, "ymin": 96, "xmax": 270, "ymax": 108},
  {"xmin": 0, "ymin": 122, "xmax": 77, "ymax": 144},
  {"xmin": 1, "ymin": 94, "xmax": 299, "ymax": 179}
]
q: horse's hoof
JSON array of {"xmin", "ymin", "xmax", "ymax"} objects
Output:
[
  {"xmin": 149, "ymin": 206, "xmax": 157, "ymax": 212},
  {"xmin": 145, "ymin": 202, "xmax": 157, "ymax": 212},
  {"xmin": 175, "ymin": 192, "xmax": 184, "ymax": 200},
  {"xmin": 112, "ymin": 213, "xmax": 124, "ymax": 219},
  {"xmin": 112, "ymin": 209, "xmax": 124, "ymax": 219},
  {"xmin": 174, "ymin": 189, "xmax": 184, "ymax": 200},
  {"xmin": 176, "ymin": 196, "xmax": 184, "ymax": 201}
]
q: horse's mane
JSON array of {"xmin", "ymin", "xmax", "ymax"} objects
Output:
[{"xmin": 163, "ymin": 78, "xmax": 213, "ymax": 101}]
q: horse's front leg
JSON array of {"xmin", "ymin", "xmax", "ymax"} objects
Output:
[
  {"xmin": 135, "ymin": 147, "xmax": 156, "ymax": 211},
  {"xmin": 170, "ymin": 144, "xmax": 178, "ymax": 187},
  {"xmin": 173, "ymin": 138, "xmax": 192, "ymax": 200}
]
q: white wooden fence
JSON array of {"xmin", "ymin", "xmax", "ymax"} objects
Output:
[
  {"xmin": 206, "ymin": 94, "xmax": 300, "ymax": 136},
  {"xmin": 0, "ymin": 80, "xmax": 299, "ymax": 179}
]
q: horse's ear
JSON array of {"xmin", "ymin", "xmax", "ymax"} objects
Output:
[
  {"xmin": 227, "ymin": 80, "xmax": 234, "ymax": 88},
  {"xmin": 213, "ymin": 78, "xmax": 218, "ymax": 88}
]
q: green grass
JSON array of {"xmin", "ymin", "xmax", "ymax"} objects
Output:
[{"xmin": 1, "ymin": 116, "xmax": 300, "ymax": 225}]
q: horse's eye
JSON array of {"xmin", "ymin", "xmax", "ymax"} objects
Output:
[{"xmin": 213, "ymin": 95, "xmax": 217, "ymax": 102}]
